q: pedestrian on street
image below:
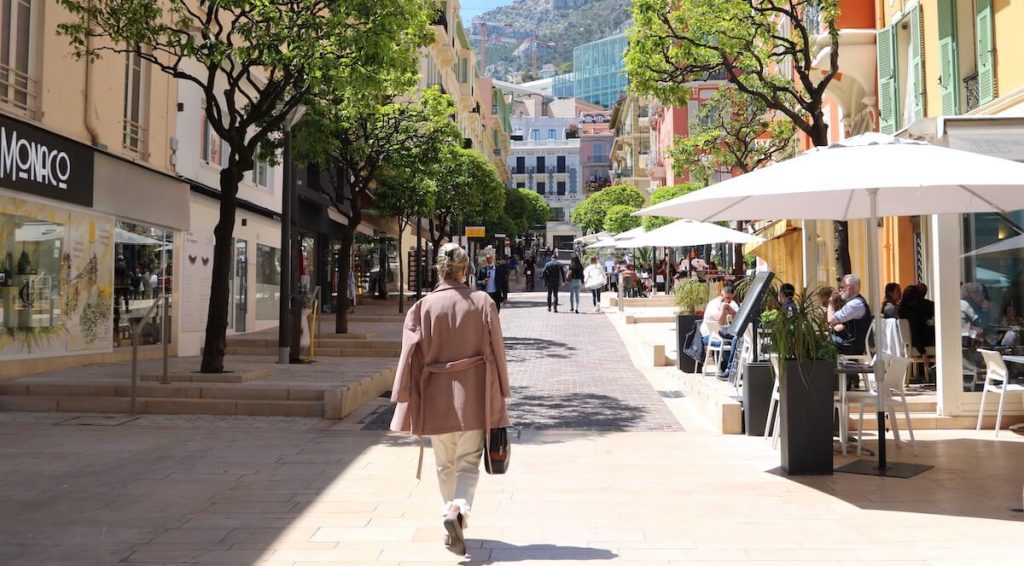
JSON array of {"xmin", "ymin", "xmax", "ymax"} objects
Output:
[
  {"xmin": 476, "ymin": 253, "xmax": 508, "ymax": 312},
  {"xmin": 389, "ymin": 243, "xmax": 511, "ymax": 557},
  {"xmin": 566, "ymin": 256, "xmax": 584, "ymax": 313},
  {"xmin": 523, "ymin": 255, "xmax": 536, "ymax": 292},
  {"xmin": 584, "ymin": 257, "xmax": 607, "ymax": 312},
  {"xmin": 541, "ymin": 254, "xmax": 565, "ymax": 312}
]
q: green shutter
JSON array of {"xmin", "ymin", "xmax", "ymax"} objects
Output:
[
  {"xmin": 909, "ymin": 5, "xmax": 925, "ymax": 121},
  {"xmin": 937, "ymin": 0, "xmax": 959, "ymax": 115},
  {"xmin": 877, "ymin": 26, "xmax": 897, "ymax": 134},
  {"xmin": 976, "ymin": 0, "xmax": 996, "ymax": 105}
]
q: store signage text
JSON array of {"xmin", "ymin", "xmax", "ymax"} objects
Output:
[
  {"xmin": 0, "ymin": 115, "xmax": 94, "ymax": 207},
  {"xmin": 0, "ymin": 127, "xmax": 73, "ymax": 189}
]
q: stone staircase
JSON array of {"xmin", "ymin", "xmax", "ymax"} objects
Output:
[{"xmin": 222, "ymin": 333, "xmax": 402, "ymax": 358}]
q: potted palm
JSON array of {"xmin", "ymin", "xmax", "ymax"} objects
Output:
[
  {"xmin": 675, "ymin": 278, "xmax": 709, "ymax": 373},
  {"xmin": 760, "ymin": 289, "xmax": 838, "ymax": 475}
]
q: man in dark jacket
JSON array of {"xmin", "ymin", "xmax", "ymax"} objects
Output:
[
  {"xmin": 541, "ymin": 255, "xmax": 565, "ymax": 312},
  {"xmin": 476, "ymin": 253, "xmax": 508, "ymax": 311}
]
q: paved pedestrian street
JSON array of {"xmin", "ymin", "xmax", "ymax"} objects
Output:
[{"xmin": 0, "ymin": 291, "xmax": 1022, "ymax": 565}]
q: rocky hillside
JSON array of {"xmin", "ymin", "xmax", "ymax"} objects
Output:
[{"xmin": 469, "ymin": 0, "xmax": 632, "ymax": 81}]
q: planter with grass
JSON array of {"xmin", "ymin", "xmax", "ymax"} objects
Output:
[{"xmin": 675, "ymin": 278, "xmax": 709, "ymax": 373}]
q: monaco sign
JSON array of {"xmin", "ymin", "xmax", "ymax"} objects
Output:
[{"xmin": 0, "ymin": 115, "xmax": 94, "ymax": 207}]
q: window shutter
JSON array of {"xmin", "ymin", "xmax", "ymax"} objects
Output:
[
  {"xmin": 876, "ymin": 26, "xmax": 897, "ymax": 134},
  {"xmin": 937, "ymin": 0, "xmax": 959, "ymax": 115},
  {"xmin": 976, "ymin": 0, "xmax": 996, "ymax": 105},
  {"xmin": 909, "ymin": 5, "xmax": 925, "ymax": 121}
]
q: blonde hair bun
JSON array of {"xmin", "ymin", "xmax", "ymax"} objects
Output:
[{"xmin": 436, "ymin": 243, "xmax": 469, "ymax": 283}]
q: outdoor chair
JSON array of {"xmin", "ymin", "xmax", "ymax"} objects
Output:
[
  {"xmin": 764, "ymin": 354, "xmax": 782, "ymax": 449},
  {"xmin": 730, "ymin": 327, "xmax": 755, "ymax": 389},
  {"xmin": 898, "ymin": 318, "xmax": 935, "ymax": 382},
  {"xmin": 701, "ymin": 320, "xmax": 732, "ymax": 377},
  {"xmin": 845, "ymin": 357, "xmax": 916, "ymax": 456},
  {"xmin": 975, "ymin": 349, "xmax": 1024, "ymax": 437}
]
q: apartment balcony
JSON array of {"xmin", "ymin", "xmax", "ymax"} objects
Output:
[
  {"xmin": 585, "ymin": 155, "xmax": 610, "ymax": 164},
  {"xmin": 964, "ymin": 73, "xmax": 981, "ymax": 113},
  {"xmin": 510, "ymin": 138, "xmax": 580, "ymax": 150},
  {"xmin": 0, "ymin": 63, "xmax": 40, "ymax": 120},
  {"xmin": 122, "ymin": 119, "xmax": 150, "ymax": 161}
]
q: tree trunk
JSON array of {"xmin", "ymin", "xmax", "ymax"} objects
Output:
[
  {"xmin": 807, "ymin": 121, "xmax": 853, "ymax": 278},
  {"xmin": 335, "ymin": 226, "xmax": 354, "ymax": 335},
  {"xmin": 732, "ymin": 221, "xmax": 746, "ymax": 276},
  {"xmin": 200, "ymin": 166, "xmax": 244, "ymax": 373}
]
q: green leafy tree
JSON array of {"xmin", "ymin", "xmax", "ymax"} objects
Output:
[
  {"xmin": 57, "ymin": 0, "xmax": 434, "ymax": 372},
  {"xmin": 571, "ymin": 185, "xmax": 646, "ymax": 233},
  {"xmin": 428, "ymin": 146, "xmax": 507, "ymax": 264},
  {"xmin": 604, "ymin": 204, "xmax": 641, "ymax": 233},
  {"xmin": 627, "ymin": 0, "xmax": 852, "ymax": 275},
  {"xmin": 671, "ymin": 86, "xmax": 796, "ymax": 186},
  {"xmin": 642, "ymin": 183, "xmax": 702, "ymax": 232},
  {"xmin": 486, "ymin": 188, "xmax": 550, "ymax": 240},
  {"xmin": 295, "ymin": 86, "xmax": 458, "ymax": 334}
]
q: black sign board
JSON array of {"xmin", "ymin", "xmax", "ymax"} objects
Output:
[{"xmin": 0, "ymin": 114, "xmax": 94, "ymax": 207}]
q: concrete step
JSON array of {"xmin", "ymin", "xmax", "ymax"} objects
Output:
[
  {"xmin": 224, "ymin": 346, "xmax": 400, "ymax": 358},
  {"xmin": 347, "ymin": 315, "xmax": 405, "ymax": 322},
  {"xmin": 608, "ymin": 297, "xmax": 678, "ymax": 308},
  {"xmin": 0, "ymin": 395, "xmax": 324, "ymax": 417},
  {"xmin": 0, "ymin": 382, "xmax": 325, "ymax": 402},
  {"xmin": 225, "ymin": 333, "xmax": 372, "ymax": 348},
  {"xmin": 625, "ymin": 315, "xmax": 677, "ymax": 324},
  {"xmin": 850, "ymin": 412, "xmax": 1024, "ymax": 431}
]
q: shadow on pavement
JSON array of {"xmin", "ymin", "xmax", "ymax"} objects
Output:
[
  {"xmin": 463, "ymin": 541, "xmax": 617, "ymax": 564},
  {"xmin": 508, "ymin": 386, "xmax": 649, "ymax": 434},
  {"xmin": 503, "ymin": 336, "xmax": 577, "ymax": 361}
]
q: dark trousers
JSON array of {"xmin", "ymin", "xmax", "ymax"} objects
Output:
[
  {"xmin": 488, "ymin": 292, "xmax": 503, "ymax": 312},
  {"xmin": 546, "ymin": 285, "xmax": 559, "ymax": 308},
  {"xmin": 591, "ymin": 288, "xmax": 601, "ymax": 306}
]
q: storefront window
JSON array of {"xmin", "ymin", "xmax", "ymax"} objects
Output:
[
  {"xmin": 113, "ymin": 220, "xmax": 173, "ymax": 347},
  {"xmin": 255, "ymin": 244, "xmax": 280, "ymax": 320},
  {"xmin": 1, "ymin": 195, "xmax": 114, "ymax": 359},
  {"xmin": 962, "ymin": 211, "xmax": 1024, "ymax": 391}
]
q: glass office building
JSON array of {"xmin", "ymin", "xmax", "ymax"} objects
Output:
[
  {"xmin": 552, "ymin": 73, "xmax": 575, "ymax": 99},
  {"xmin": 573, "ymin": 34, "xmax": 628, "ymax": 108}
]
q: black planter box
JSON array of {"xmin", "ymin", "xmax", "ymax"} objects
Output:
[
  {"xmin": 779, "ymin": 359, "xmax": 837, "ymax": 475},
  {"xmin": 676, "ymin": 314, "xmax": 701, "ymax": 373},
  {"xmin": 743, "ymin": 362, "xmax": 774, "ymax": 437}
]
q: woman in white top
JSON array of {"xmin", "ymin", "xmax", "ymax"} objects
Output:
[{"xmin": 583, "ymin": 257, "xmax": 608, "ymax": 313}]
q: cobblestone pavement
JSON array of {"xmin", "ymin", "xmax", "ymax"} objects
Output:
[
  {"xmin": 359, "ymin": 289, "xmax": 680, "ymax": 432},
  {"xmin": 499, "ymin": 291, "xmax": 680, "ymax": 432}
]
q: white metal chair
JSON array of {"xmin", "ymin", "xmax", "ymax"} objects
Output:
[
  {"xmin": 897, "ymin": 318, "xmax": 934, "ymax": 381},
  {"xmin": 731, "ymin": 327, "xmax": 755, "ymax": 389},
  {"xmin": 845, "ymin": 357, "xmax": 916, "ymax": 455},
  {"xmin": 702, "ymin": 320, "xmax": 732, "ymax": 377},
  {"xmin": 975, "ymin": 349, "xmax": 1024, "ymax": 437}
]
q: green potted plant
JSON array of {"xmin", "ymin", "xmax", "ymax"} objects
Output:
[
  {"xmin": 674, "ymin": 278, "xmax": 709, "ymax": 373},
  {"xmin": 760, "ymin": 288, "xmax": 838, "ymax": 475}
]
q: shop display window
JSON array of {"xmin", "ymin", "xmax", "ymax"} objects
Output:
[
  {"xmin": 0, "ymin": 214, "xmax": 63, "ymax": 335},
  {"xmin": 255, "ymin": 244, "xmax": 280, "ymax": 320},
  {"xmin": 113, "ymin": 220, "xmax": 172, "ymax": 347}
]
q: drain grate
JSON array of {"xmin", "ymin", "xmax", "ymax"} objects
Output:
[{"xmin": 56, "ymin": 415, "xmax": 141, "ymax": 427}]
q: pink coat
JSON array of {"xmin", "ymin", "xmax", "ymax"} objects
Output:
[{"xmin": 390, "ymin": 283, "xmax": 511, "ymax": 437}]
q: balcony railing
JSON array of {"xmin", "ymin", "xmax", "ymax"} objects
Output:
[
  {"xmin": 964, "ymin": 73, "xmax": 980, "ymax": 112},
  {"xmin": 122, "ymin": 119, "xmax": 150, "ymax": 160},
  {"xmin": 0, "ymin": 63, "xmax": 40, "ymax": 120},
  {"xmin": 586, "ymin": 155, "xmax": 610, "ymax": 164}
]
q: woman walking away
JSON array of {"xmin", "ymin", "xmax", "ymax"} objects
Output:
[
  {"xmin": 567, "ymin": 257, "xmax": 585, "ymax": 313},
  {"xmin": 584, "ymin": 257, "xmax": 607, "ymax": 312},
  {"xmin": 390, "ymin": 243, "xmax": 511, "ymax": 557}
]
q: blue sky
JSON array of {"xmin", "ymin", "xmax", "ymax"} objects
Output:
[{"xmin": 459, "ymin": 0, "xmax": 516, "ymax": 25}]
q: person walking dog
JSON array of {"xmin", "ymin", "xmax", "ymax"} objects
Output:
[{"xmin": 390, "ymin": 243, "xmax": 511, "ymax": 556}]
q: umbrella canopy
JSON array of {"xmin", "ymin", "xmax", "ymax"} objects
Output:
[
  {"xmin": 963, "ymin": 234, "xmax": 1024, "ymax": 258},
  {"xmin": 634, "ymin": 132, "xmax": 1024, "ymax": 474},
  {"xmin": 638, "ymin": 133, "xmax": 1024, "ymax": 222},
  {"xmin": 14, "ymin": 223, "xmax": 64, "ymax": 242},
  {"xmin": 614, "ymin": 226, "xmax": 646, "ymax": 241},
  {"xmin": 575, "ymin": 231, "xmax": 611, "ymax": 245},
  {"xmin": 587, "ymin": 238, "xmax": 619, "ymax": 249},
  {"xmin": 115, "ymin": 227, "xmax": 164, "ymax": 246},
  {"xmin": 628, "ymin": 219, "xmax": 765, "ymax": 248}
]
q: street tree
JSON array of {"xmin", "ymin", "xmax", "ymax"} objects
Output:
[
  {"xmin": 486, "ymin": 189, "xmax": 550, "ymax": 241},
  {"xmin": 427, "ymin": 146, "xmax": 507, "ymax": 264},
  {"xmin": 57, "ymin": 0, "xmax": 435, "ymax": 372},
  {"xmin": 604, "ymin": 204, "xmax": 641, "ymax": 233},
  {"xmin": 571, "ymin": 185, "xmax": 646, "ymax": 234},
  {"xmin": 294, "ymin": 86, "xmax": 458, "ymax": 334},
  {"xmin": 627, "ymin": 0, "xmax": 852, "ymax": 275}
]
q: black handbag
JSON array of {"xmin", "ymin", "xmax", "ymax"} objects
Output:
[{"xmin": 483, "ymin": 427, "xmax": 510, "ymax": 474}]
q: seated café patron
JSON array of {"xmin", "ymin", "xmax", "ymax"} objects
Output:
[
  {"xmin": 701, "ymin": 285, "xmax": 741, "ymax": 377},
  {"xmin": 827, "ymin": 274, "xmax": 874, "ymax": 356}
]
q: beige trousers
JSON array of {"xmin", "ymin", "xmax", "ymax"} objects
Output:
[{"xmin": 430, "ymin": 429, "xmax": 484, "ymax": 519}]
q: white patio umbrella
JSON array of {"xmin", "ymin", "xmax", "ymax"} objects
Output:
[
  {"xmin": 636, "ymin": 132, "xmax": 1024, "ymax": 476},
  {"xmin": 962, "ymin": 233, "xmax": 1024, "ymax": 258},
  {"xmin": 115, "ymin": 227, "xmax": 163, "ymax": 246},
  {"xmin": 587, "ymin": 238, "xmax": 619, "ymax": 249},
  {"xmin": 628, "ymin": 218, "xmax": 765, "ymax": 248}
]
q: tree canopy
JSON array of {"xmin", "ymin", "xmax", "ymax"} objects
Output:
[
  {"xmin": 487, "ymin": 189, "xmax": 550, "ymax": 239},
  {"xmin": 641, "ymin": 183, "xmax": 702, "ymax": 232},
  {"xmin": 604, "ymin": 204, "xmax": 641, "ymax": 233},
  {"xmin": 571, "ymin": 185, "xmax": 646, "ymax": 234},
  {"xmin": 430, "ymin": 146, "xmax": 507, "ymax": 247}
]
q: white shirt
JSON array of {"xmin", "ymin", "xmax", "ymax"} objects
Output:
[
  {"xmin": 701, "ymin": 296, "xmax": 740, "ymax": 337},
  {"xmin": 691, "ymin": 258, "xmax": 707, "ymax": 271},
  {"xmin": 833, "ymin": 294, "xmax": 868, "ymax": 324}
]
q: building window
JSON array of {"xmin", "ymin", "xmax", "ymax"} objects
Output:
[
  {"xmin": 556, "ymin": 181, "xmax": 566, "ymax": 195},
  {"xmin": 536, "ymin": 156, "xmax": 545, "ymax": 171},
  {"xmin": 556, "ymin": 156, "xmax": 566, "ymax": 173},
  {"xmin": 549, "ymin": 207, "xmax": 564, "ymax": 222},
  {"xmin": 253, "ymin": 159, "xmax": 269, "ymax": 188},
  {"xmin": 536, "ymin": 181, "xmax": 546, "ymax": 195},
  {"xmin": 530, "ymin": 129, "xmax": 540, "ymax": 141},
  {"xmin": 548, "ymin": 129, "xmax": 556, "ymax": 140},
  {"xmin": 0, "ymin": 0, "xmax": 39, "ymax": 118},
  {"xmin": 122, "ymin": 50, "xmax": 148, "ymax": 158},
  {"xmin": 516, "ymin": 182, "xmax": 525, "ymax": 189},
  {"xmin": 201, "ymin": 108, "xmax": 222, "ymax": 166},
  {"xmin": 515, "ymin": 156, "xmax": 525, "ymax": 174}
]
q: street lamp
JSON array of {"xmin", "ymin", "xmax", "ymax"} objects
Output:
[{"xmin": 279, "ymin": 104, "xmax": 307, "ymax": 365}]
